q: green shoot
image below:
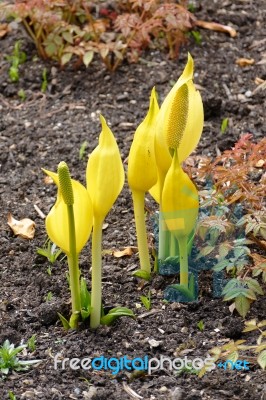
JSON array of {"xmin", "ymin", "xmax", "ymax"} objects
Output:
[
  {"xmin": 27, "ymin": 335, "xmax": 37, "ymax": 352},
  {"xmin": 6, "ymin": 41, "xmax": 26, "ymax": 82},
  {"xmin": 18, "ymin": 89, "xmax": 26, "ymax": 101},
  {"xmin": 8, "ymin": 392, "xmax": 17, "ymax": 400},
  {"xmin": 36, "ymin": 239, "xmax": 63, "ymax": 264},
  {"xmin": 41, "ymin": 68, "xmax": 48, "ymax": 92},
  {"xmin": 188, "ymin": 3, "xmax": 196, "ymax": 12},
  {"xmin": 79, "ymin": 141, "xmax": 88, "ymax": 160},
  {"xmin": 175, "ymin": 362, "xmax": 199, "ymax": 376},
  {"xmin": 197, "ymin": 320, "xmax": 205, "ymax": 332},
  {"xmin": 140, "ymin": 291, "xmax": 151, "ymax": 310},
  {"xmin": 220, "ymin": 117, "xmax": 229, "ymax": 134},
  {"xmin": 45, "ymin": 291, "xmax": 53, "ymax": 302},
  {"xmin": 191, "ymin": 30, "xmax": 202, "ymax": 45}
]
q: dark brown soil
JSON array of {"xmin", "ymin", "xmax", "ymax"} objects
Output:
[{"xmin": 0, "ymin": 1, "xmax": 266, "ymax": 399}]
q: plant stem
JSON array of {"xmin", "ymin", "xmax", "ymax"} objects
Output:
[
  {"xmin": 132, "ymin": 190, "xmax": 151, "ymax": 274},
  {"xmin": 159, "ymin": 209, "xmax": 170, "ymax": 261},
  {"xmin": 67, "ymin": 205, "xmax": 81, "ymax": 328},
  {"xmin": 90, "ymin": 216, "xmax": 103, "ymax": 329},
  {"xmin": 169, "ymin": 232, "xmax": 178, "ymax": 257},
  {"xmin": 177, "ymin": 235, "xmax": 189, "ymax": 287}
]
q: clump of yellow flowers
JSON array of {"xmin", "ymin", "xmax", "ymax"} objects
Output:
[
  {"xmin": 128, "ymin": 53, "xmax": 204, "ymax": 297},
  {"xmin": 42, "ymin": 53, "xmax": 203, "ymax": 329},
  {"xmin": 43, "ymin": 117, "xmax": 133, "ymax": 329}
]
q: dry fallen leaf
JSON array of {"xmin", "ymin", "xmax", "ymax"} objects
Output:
[
  {"xmin": 7, "ymin": 213, "xmax": 36, "ymax": 239},
  {"xmin": 0, "ymin": 23, "xmax": 10, "ymax": 39},
  {"xmin": 255, "ymin": 159, "xmax": 265, "ymax": 168},
  {"xmin": 113, "ymin": 247, "xmax": 133, "ymax": 258},
  {"xmin": 236, "ymin": 58, "xmax": 255, "ymax": 67},
  {"xmin": 44, "ymin": 176, "xmax": 53, "ymax": 184},
  {"xmin": 255, "ymin": 77, "xmax": 265, "ymax": 85},
  {"xmin": 196, "ymin": 20, "xmax": 237, "ymax": 38},
  {"xmin": 229, "ymin": 303, "xmax": 236, "ymax": 314}
]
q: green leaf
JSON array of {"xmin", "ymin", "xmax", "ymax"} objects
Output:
[
  {"xmin": 61, "ymin": 52, "xmax": 73, "ymax": 66},
  {"xmin": 18, "ymin": 359, "xmax": 42, "ymax": 366},
  {"xmin": 218, "ymin": 242, "xmax": 231, "ymax": 259},
  {"xmin": 164, "ymin": 256, "xmax": 179, "ymax": 264},
  {"xmin": 246, "ymin": 278, "xmax": 264, "ymax": 295},
  {"xmin": 58, "ymin": 313, "xmax": 71, "ymax": 330},
  {"xmin": 234, "ymin": 246, "xmax": 250, "ymax": 259},
  {"xmin": 235, "ymin": 295, "xmax": 251, "ymax": 318},
  {"xmin": 132, "ymin": 269, "xmax": 151, "ymax": 281},
  {"xmin": 220, "ymin": 117, "xmax": 228, "ymax": 134},
  {"xmin": 222, "ymin": 287, "xmax": 247, "ymax": 301},
  {"xmin": 140, "ymin": 292, "xmax": 151, "ymax": 311},
  {"xmin": 83, "ymin": 51, "xmax": 94, "ymax": 67},
  {"xmin": 213, "ymin": 259, "xmax": 230, "ymax": 272},
  {"xmin": 256, "ymin": 343, "xmax": 266, "ymax": 352},
  {"xmin": 8, "ymin": 345, "xmax": 27, "ymax": 358},
  {"xmin": 45, "ymin": 43, "xmax": 57, "ymax": 57},
  {"xmin": 227, "ymin": 350, "xmax": 239, "ymax": 364},
  {"xmin": 222, "ymin": 278, "xmax": 239, "ymax": 292},
  {"xmin": 196, "ymin": 245, "xmax": 215, "ymax": 258},
  {"xmin": 62, "ymin": 31, "xmax": 73, "ymax": 44},
  {"xmin": 81, "ymin": 309, "xmax": 91, "ymax": 321},
  {"xmin": 244, "ymin": 289, "xmax": 257, "ymax": 301},
  {"xmin": 257, "ymin": 350, "xmax": 266, "ymax": 370},
  {"xmin": 168, "ymin": 283, "xmax": 196, "ymax": 301},
  {"xmin": 100, "ymin": 307, "xmax": 135, "ymax": 326},
  {"xmin": 1, "ymin": 368, "xmax": 9, "ymax": 375},
  {"xmin": 80, "ymin": 277, "xmax": 91, "ymax": 309},
  {"xmin": 54, "ymin": 35, "xmax": 63, "ymax": 46},
  {"xmin": 243, "ymin": 319, "xmax": 258, "ymax": 332}
]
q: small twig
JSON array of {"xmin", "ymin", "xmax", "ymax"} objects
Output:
[
  {"xmin": 138, "ymin": 309, "xmax": 162, "ymax": 319},
  {"xmin": 34, "ymin": 204, "xmax": 46, "ymax": 219},
  {"xmin": 40, "ymin": 103, "xmax": 86, "ymax": 118},
  {"xmin": 122, "ymin": 382, "xmax": 143, "ymax": 399}
]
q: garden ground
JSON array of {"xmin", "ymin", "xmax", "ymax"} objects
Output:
[{"xmin": 0, "ymin": 0, "xmax": 265, "ymax": 399}]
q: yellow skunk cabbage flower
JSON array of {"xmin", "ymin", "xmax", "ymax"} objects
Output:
[
  {"xmin": 43, "ymin": 168, "xmax": 93, "ymax": 255},
  {"xmin": 161, "ymin": 150, "xmax": 199, "ymax": 287},
  {"xmin": 86, "ymin": 115, "xmax": 124, "ymax": 329},
  {"xmin": 128, "ymin": 87, "xmax": 159, "ymax": 192},
  {"xmin": 127, "ymin": 88, "xmax": 159, "ymax": 276},
  {"xmin": 161, "ymin": 151, "xmax": 199, "ymax": 238},
  {"xmin": 150, "ymin": 53, "xmax": 204, "ymax": 204},
  {"xmin": 86, "ymin": 115, "xmax": 124, "ymax": 221}
]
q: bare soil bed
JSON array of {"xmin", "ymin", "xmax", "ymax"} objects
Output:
[{"xmin": 0, "ymin": 0, "xmax": 265, "ymax": 399}]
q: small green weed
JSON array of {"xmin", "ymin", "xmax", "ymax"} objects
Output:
[
  {"xmin": 6, "ymin": 41, "xmax": 26, "ymax": 82},
  {"xmin": 0, "ymin": 340, "xmax": 40, "ymax": 377},
  {"xmin": 37, "ymin": 239, "xmax": 64, "ymax": 264}
]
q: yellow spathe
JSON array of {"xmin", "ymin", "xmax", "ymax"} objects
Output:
[
  {"xmin": 128, "ymin": 87, "xmax": 159, "ymax": 192},
  {"xmin": 161, "ymin": 151, "xmax": 199, "ymax": 238},
  {"xmin": 150, "ymin": 53, "xmax": 204, "ymax": 204},
  {"xmin": 43, "ymin": 169, "xmax": 93, "ymax": 255},
  {"xmin": 86, "ymin": 115, "xmax": 125, "ymax": 220}
]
